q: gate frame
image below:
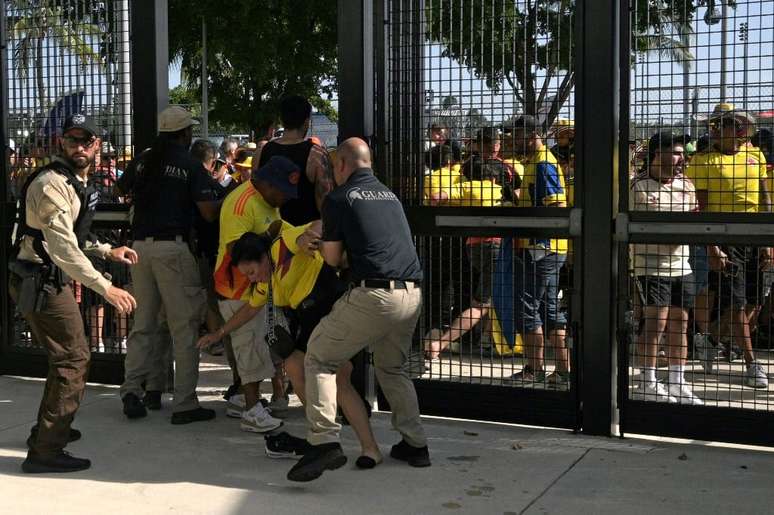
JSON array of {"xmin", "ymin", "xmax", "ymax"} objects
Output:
[{"xmin": 0, "ymin": 0, "xmax": 168, "ymax": 385}]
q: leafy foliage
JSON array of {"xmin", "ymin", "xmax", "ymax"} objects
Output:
[
  {"xmin": 426, "ymin": 0, "xmax": 700, "ymax": 128},
  {"xmin": 168, "ymin": 0, "xmax": 337, "ymax": 134}
]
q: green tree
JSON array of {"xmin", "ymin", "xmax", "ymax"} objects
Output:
[
  {"xmin": 168, "ymin": 0, "xmax": 337, "ymax": 135},
  {"xmin": 426, "ymin": 0, "xmax": 699, "ymax": 129},
  {"xmin": 8, "ymin": 0, "xmax": 103, "ymax": 113}
]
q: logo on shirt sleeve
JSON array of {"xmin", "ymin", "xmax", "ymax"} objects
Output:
[
  {"xmin": 347, "ymin": 187, "xmax": 364, "ymax": 205},
  {"xmin": 346, "ymin": 186, "xmax": 398, "ymax": 205}
]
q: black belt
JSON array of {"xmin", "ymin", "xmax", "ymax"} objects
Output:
[{"xmin": 358, "ymin": 279, "xmax": 418, "ymax": 289}]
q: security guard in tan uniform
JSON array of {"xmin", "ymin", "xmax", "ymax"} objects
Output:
[
  {"xmin": 10, "ymin": 113, "xmax": 137, "ymax": 473},
  {"xmin": 118, "ymin": 106, "xmax": 222, "ymax": 424}
]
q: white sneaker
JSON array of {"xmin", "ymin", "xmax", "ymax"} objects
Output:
[
  {"xmin": 667, "ymin": 383, "xmax": 703, "ymax": 405},
  {"xmin": 745, "ymin": 362, "xmax": 769, "ymax": 389},
  {"xmin": 241, "ymin": 403, "xmax": 283, "ymax": 433},
  {"xmin": 631, "ymin": 381, "xmax": 676, "ymax": 403},
  {"xmin": 226, "ymin": 394, "xmax": 246, "ymax": 418}
]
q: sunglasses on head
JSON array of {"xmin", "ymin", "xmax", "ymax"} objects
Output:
[{"xmin": 63, "ymin": 134, "xmax": 97, "ymax": 147}]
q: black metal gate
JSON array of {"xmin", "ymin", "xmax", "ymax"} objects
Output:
[
  {"xmin": 617, "ymin": 0, "xmax": 774, "ymax": 446},
  {"xmin": 0, "ymin": 0, "xmax": 168, "ymax": 384}
]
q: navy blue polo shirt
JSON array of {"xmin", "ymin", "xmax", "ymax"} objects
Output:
[
  {"xmin": 321, "ymin": 168, "xmax": 422, "ymax": 284},
  {"xmin": 118, "ymin": 143, "xmax": 222, "ymax": 239}
]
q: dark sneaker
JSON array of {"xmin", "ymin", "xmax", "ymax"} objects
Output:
[
  {"xmin": 390, "ymin": 439, "xmax": 431, "ymax": 467},
  {"xmin": 122, "ymin": 393, "xmax": 147, "ymax": 419},
  {"xmin": 171, "ymin": 407, "xmax": 216, "ymax": 425},
  {"xmin": 143, "ymin": 391, "xmax": 162, "ymax": 411},
  {"xmin": 27, "ymin": 425, "xmax": 81, "ymax": 448},
  {"xmin": 223, "ymin": 383, "xmax": 241, "ymax": 401},
  {"xmin": 287, "ymin": 442, "xmax": 347, "ymax": 482},
  {"xmin": 22, "ymin": 451, "xmax": 91, "ymax": 474},
  {"xmin": 265, "ymin": 432, "xmax": 308, "ymax": 459}
]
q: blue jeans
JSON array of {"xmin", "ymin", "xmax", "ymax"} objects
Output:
[{"xmin": 513, "ymin": 250, "xmax": 567, "ymax": 333}]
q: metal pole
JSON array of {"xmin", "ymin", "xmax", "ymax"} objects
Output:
[
  {"xmin": 740, "ymin": 22, "xmax": 748, "ymax": 111},
  {"xmin": 201, "ymin": 17, "xmax": 208, "ymax": 140},
  {"xmin": 0, "ymin": 0, "xmax": 12, "ymax": 362},
  {"xmin": 719, "ymin": 1, "xmax": 728, "ymax": 103},
  {"xmin": 117, "ymin": 0, "xmax": 132, "ymax": 150}
]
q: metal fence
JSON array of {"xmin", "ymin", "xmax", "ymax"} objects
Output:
[{"xmin": 1, "ymin": 0, "xmax": 167, "ymax": 383}]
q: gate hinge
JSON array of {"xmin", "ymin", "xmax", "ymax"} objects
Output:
[{"xmin": 614, "ymin": 212, "xmax": 629, "ymax": 242}]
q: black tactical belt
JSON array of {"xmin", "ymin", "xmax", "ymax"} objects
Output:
[{"xmin": 359, "ymin": 279, "xmax": 418, "ymax": 289}]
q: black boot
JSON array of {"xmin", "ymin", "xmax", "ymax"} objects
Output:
[
  {"xmin": 390, "ymin": 439, "xmax": 431, "ymax": 467},
  {"xmin": 143, "ymin": 391, "xmax": 162, "ymax": 411},
  {"xmin": 122, "ymin": 393, "xmax": 147, "ymax": 419},
  {"xmin": 171, "ymin": 407, "xmax": 216, "ymax": 425},
  {"xmin": 22, "ymin": 451, "xmax": 91, "ymax": 474},
  {"xmin": 27, "ymin": 425, "xmax": 81, "ymax": 448},
  {"xmin": 287, "ymin": 442, "xmax": 347, "ymax": 482}
]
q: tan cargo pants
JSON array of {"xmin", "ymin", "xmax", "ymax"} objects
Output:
[
  {"xmin": 304, "ymin": 284, "xmax": 426, "ymax": 447},
  {"xmin": 121, "ymin": 239, "xmax": 206, "ymax": 412}
]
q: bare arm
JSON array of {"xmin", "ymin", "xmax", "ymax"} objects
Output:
[
  {"xmin": 308, "ymin": 146, "xmax": 335, "ymax": 212},
  {"xmin": 319, "ymin": 240, "xmax": 345, "ymax": 268},
  {"xmin": 760, "ymin": 179, "xmax": 771, "ymax": 212}
]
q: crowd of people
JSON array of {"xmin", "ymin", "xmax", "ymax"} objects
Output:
[
  {"xmin": 9, "ymin": 90, "xmax": 774, "ymax": 477},
  {"xmin": 11, "ymin": 96, "xmax": 429, "ymax": 482},
  {"xmin": 422, "ymin": 102, "xmax": 774, "ymax": 405}
]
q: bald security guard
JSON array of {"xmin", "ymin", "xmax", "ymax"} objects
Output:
[
  {"xmin": 287, "ymin": 138, "xmax": 429, "ymax": 482},
  {"xmin": 11, "ymin": 113, "xmax": 137, "ymax": 473}
]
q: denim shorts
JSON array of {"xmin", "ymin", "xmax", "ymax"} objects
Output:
[
  {"xmin": 513, "ymin": 250, "xmax": 568, "ymax": 333},
  {"xmin": 688, "ymin": 245, "xmax": 709, "ymax": 293}
]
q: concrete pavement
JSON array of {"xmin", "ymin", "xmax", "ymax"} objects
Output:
[{"xmin": 1, "ymin": 360, "xmax": 774, "ymax": 515}]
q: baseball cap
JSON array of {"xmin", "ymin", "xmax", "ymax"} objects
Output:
[
  {"xmin": 648, "ymin": 131, "xmax": 691, "ymax": 155},
  {"xmin": 509, "ymin": 114, "xmax": 540, "ymax": 134},
  {"xmin": 158, "ymin": 106, "xmax": 199, "ymax": 133},
  {"xmin": 62, "ymin": 113, "xmax": 98, "ymax": 137},
  {"xmin": 251, "ymin": 155, "xmax": 300, "ymax": 199}
]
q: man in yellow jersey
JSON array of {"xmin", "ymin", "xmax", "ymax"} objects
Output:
[
  {"xmin": 686, "ymin": 104, "xmax": 771, "ymax": 388},
  {"xmin": 198, "ymin": 225, "xmax": 382, "ymax": 465},
  {"xmin": 212, "ymin": 155, "xmax": 300, "ymax": 432},
  {"xmin": 506, "ymin": 115, "xmax": 570, "ymax": 388}
]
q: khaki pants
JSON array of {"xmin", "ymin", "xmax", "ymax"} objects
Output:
[
  {"xmin": 21, "ymin": 285, "xmax": 90, "ymax": 457},
  {"xmin": 121, "ymin": 239, "xmax": 206, "ymax": 412},
  {"xmin": 218, "ymin": 299, "xmax": 274, "ymax": 383},
  {"xmin": 305, "ymin": 285, "xmax": 426, "ymax": 447}
]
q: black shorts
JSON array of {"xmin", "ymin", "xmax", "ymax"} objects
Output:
[
  {"xmin": 466, "ymin": 241, "xmax": 500, "ymax": 305},
  {"xmin": 636, "ymin": 275, "xmax": 695, "ymax": 309},
  {"xmin": 709, "ymin": 246, "xmax": 771, "ymax": 310},
  {"xmin": 288, "ymin": 264, "xmax": 345, "ymax": 354}
]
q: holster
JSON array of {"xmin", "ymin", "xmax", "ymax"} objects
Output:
[{"xmin": 8, "ymin": 260, "xmax": 53, "ymax": 316}]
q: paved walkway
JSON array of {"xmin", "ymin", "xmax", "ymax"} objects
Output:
[{"xmin": 1, "ymin": 360, "xmax": 773, "ymax": 514}]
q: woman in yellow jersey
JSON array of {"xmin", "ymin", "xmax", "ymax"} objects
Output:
[{"xmin": 197, "ymin": 224, "xmax": 382, "ymax": 467}]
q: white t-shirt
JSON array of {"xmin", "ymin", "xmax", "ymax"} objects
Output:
[{"xmin": 629, "ymin": 172, "xmax": 697, "ymax": 277}]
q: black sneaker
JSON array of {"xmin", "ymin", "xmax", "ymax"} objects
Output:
[
  {"xmin": 223, "ymin": 383, "xmax": 241, "ymax": 401},
  {"xmin": 22, "ymin": 451, "xmax": 91, "ymax": 474},
  {"xmin": 171, "ymin": 407, "xmax": 216, "ymax": 425},
  {"xmin": 265, "ymin": 431, "xmax": 309, "ymax": 459},
  {"xmin": 122, "ymin": 393, "xmax": 147, "ymax": 419},
  {"xmin": 287, "ymin": 442, "xmax": 347, "ymax": 482},
  {"xmin": 27, "ymin": 425, "xmax": 81, "ymax": 448},
  {"xmin": 143, "ymin": 391, "xmax": 162, "ymax": 410},
  {"xmin": 390, "ymin": 439, "xmax": 431, "ymax": 467}
]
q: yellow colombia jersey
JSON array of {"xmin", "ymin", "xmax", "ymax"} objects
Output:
[
  {"xmin": 247, "ymin": 223, "xmax": 325, "ymax": 310},
  {"xmin": 686, "ymin": 149, "xmax": 765, "ymax": 213},
  {"xmin": 214, "ymin": 181, "xmax": 281, "ymax": 300},
  {"xmin": 517, "ymin": 145, "xmax": 568, "ymax": 254}
]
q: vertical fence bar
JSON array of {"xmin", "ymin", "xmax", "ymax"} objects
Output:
[
  {"xmin": 0, "ymin": 0, "xmax": 12, "ymax": 362},
  {"xmin": 576, "ymin": 0, "xmax": 620, "ymax": 436},
  {"xmin": 130, "ymin": 0, "xmax": 168, "ymax": 153},
  {"xmin": 337, "ymin": 0, "xmax": 377, "ymax": 407}
]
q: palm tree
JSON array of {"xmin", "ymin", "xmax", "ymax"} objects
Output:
[{"xmin": 8, "ymin": 0, "xmax": 103, "ymax": 114}]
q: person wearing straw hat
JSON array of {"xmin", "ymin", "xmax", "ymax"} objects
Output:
[
  {"xmin": 686, "ymin": 103, "xmax": 772, "ymax": 389},
  {"xmin": 119, "ymin": 106, "xmax": 224, "ymax": 423}
]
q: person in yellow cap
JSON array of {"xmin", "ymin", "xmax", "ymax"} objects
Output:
[{"xmin": 686, "ymin": 103, "xmax": 772, "ymax": 389}]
